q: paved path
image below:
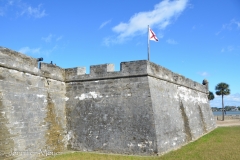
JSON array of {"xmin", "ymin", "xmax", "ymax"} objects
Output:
[{"xmin": 216, "ymin": 119, "xmax": 240, "ymax": 127}]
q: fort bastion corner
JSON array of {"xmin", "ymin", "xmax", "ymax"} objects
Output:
[{"xmin": 0, "ymin": 47, "xmax": 216, "ymax": 159}]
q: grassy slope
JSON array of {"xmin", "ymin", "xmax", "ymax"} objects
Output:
[{"xmin": 46, "ymin": 126, "xmax": 240, "ymax": 160}]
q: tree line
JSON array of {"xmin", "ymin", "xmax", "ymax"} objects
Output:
[{"xmin": 211, "ymin": 106, "xmax": 240, "ymax": 111}]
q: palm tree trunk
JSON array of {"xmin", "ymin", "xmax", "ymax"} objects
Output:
[{"xmin": 222, "ymin": 94, "xmax": 224, "ymax": 121}]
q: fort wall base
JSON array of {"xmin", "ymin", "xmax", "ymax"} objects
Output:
[{"xmin": 0, "ymin": 47, "xmax": 216, "ymax": 159}]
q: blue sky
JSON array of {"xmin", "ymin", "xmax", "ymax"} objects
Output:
[{"xmin": 1, "ymin": 0, "xmax": 240, "ymax": 107}]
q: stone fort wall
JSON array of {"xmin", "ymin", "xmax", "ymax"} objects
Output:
[
  {"xmin": 0, "ymin": 48, "xmax": 67, "ymax": 160},
  {"xmin": 65, "ymin": 60, "xmax": 215, "ymax": 155},
  {"xmin": 0, "ymin": 47, "xmax": 216, "ymax": 159}
]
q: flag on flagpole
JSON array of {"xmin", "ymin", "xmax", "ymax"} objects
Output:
[
  {"xmin": 147, "ymin": 25, "xmax": 158, "ymax": 61},
  {"xmin": 149, "ymin": 27, "xmax": 158, "ymax": 42}
]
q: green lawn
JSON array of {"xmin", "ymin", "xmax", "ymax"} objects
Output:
[{"xmin": 46, "ymin": 126, "xmax": 240, "ymax": 160}]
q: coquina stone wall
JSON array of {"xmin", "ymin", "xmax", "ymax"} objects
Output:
[
  {"xmin": 65, "ymin": 60, "xmax": 216, "ymax": 155},
  {"xmin": 0, "ymin": 47, "xmax": 216, "ymax": 159},
  {"xmin": 147, "ymin": 62, "xmax": 215, "ymax": 154},
  {"xmin": 0, "ymin": 47, "xmax": 68, "ymax": 160}
]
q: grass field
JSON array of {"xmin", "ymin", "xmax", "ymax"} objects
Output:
[{"xmin": 46, "ymin": 126, "xmax": 240, "ymax": 160}]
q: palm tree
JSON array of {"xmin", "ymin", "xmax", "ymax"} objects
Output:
[
  {"xmin": 208, "ymin": 91, "xmax": 215, "ymax": 101},
  {"xmin": 215, "ymin": 83, "xmax": 230, "ymax": 121}
]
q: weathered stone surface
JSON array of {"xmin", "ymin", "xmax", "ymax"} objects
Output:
[
  {"xmin": 148, "ymin": 76, "xmax": 215, "ymax": 154},
  {"xmin": 0, "ymin": 48, "xmax": 67, "ymax": 160},
  {"xmin": 65, "ymin": 67, "xmax": 86, "ymax": 80},
  {"xmin": 0, "ymin": 47, "xmax": 39, "ymax": 75},
  {"xmin": 65, "ymin": 60, "xmax": 215, "ymax": 155},
  {"xmin": 0, "ymin": 47, "xmax": 216, "ymax": 159},
  {"xmin": 40, "ymin": 62, "xmax": 65, "ymax": 81},
  {"xmin": 66, "ymin": 77, "xmax": 158, "ymax": 155}
]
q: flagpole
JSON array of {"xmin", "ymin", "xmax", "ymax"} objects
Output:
[{"xmin": 148, "ymin": 25, "xmax": 150, "ymax": 61}]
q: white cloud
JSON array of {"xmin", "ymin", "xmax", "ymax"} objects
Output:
[
  {"xmin": 198, "ymin": 71, "xmax": 209, "ymax": 77},
  {"xmin": 19, "ymin": 47, "xmax": 41, "ymax": 55},
  {"xmin": 8, "ymin": 1, "xmax": 14, "ymax": 5},
  {"xmin": 0, "ymin": 1, "xmax": 9, "ymax": 16},
  {"xmin": 19, "ymin": 4, "xmax": 46, "ymax": 18},
  {"xmin": 210, "ymin": 93, "xmax": 240, "ymax": 107},
  {"xmin": 42, "ymin": 34, "xmax": 63, "ymax": 43},
  {"xmin": 223, "ymin": 19, "xmax": 240, "ymax": 30},
  {"xmin": 216, "ymin": 19, "xmax": 240, "ymax": 35},
  {"xmin": 102, "ymin": 37, "xmax": 111, "ymax": 47},
  {"xmin": 221, "ymin": 45, "xmax": 234, "ymax": 53},
  {"xmin": 40, "ymin": 45, "xmax": 58, "ymax": 56},
  {"xmin": 108, "ymin": 0, "xmax": 188, "ymax": 44},
  {"xmin": 166, "ymin": 38, "xmax": 178, "ymax": 44},
  {"xmin": 188, "ymin": 3, "xmax": 194, "ymax": 9},
  {"xmin": 99, "ymin": 19, "xmax": 111, "ymax": 29},
  {"xmin": 19, "ymin": 45, "xmax": 58, "ymax": 56},
  {"xmin": 102, "ymin": 36, "xmax": 118, "ymax": 47},
  {"xmin": 236, "ymin": 21, "xmax": 240, "ymax": 28},
  {"xmin": 227, "ymin": 46, "xmax": 234, "ymax": 52},
  {"xmin": 42, "ymin": 34, "xmax": 53, "ymax": 43},
  {"xmin": 1, "ymin": 1, "xmax": 47, "ymax": 18},
  {"xmin": 56, "ymin": 36, "xmax": 63, "ymax": 41}
]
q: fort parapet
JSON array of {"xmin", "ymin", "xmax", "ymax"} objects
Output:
[
  {"xmin": 65, "ymin": 60, "xmax": 207, "ymax": 93},
  {"xmin": 0, "ymin": 47, "xmax": 216, "ymax": 159}
]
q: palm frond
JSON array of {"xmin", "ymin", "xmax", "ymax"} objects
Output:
[
  {"xmin": 215, "ymin": 91, "xmax": 222, "ymax": 95},
  {"xmin": 215, "ymin": 82, "xmax": 230, "ymax": 96}
]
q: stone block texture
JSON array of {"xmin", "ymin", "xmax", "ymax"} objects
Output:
[
  {"xmin": 0, "ymin": 47, "xmax": 67, "ymax": 160},
  {"xmin": 0, "ymin": 47, "xmax": 216, "ymax": 159}
]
